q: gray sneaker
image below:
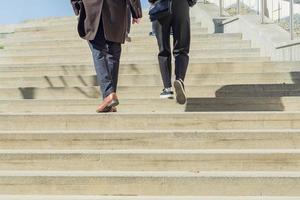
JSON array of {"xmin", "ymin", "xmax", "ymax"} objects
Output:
[
  {"xmin": 174, "ymin": 79, "xmax": 186, "ymax": 105},
  {"xmin": 160, "ymin": 88, "xmax": 174, "ymax": 99}
]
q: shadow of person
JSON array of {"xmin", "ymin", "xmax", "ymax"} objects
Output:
[{"xmin": 185, "ymin": 71, "xmax": 300, "ymax": 112}]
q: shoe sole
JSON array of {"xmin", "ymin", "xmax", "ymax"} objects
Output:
[
  {"xmin": 160, "ymin": 95, "xmax": 174, "ymax": 99},
  {"xmin": 96, "ymin": 100, "xmax": 119, "ymax": 113},
  {"xmin": 174, "ymin": 80, "xmax": 187, "ymax": 105}
]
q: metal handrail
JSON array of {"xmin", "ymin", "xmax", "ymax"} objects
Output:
[
  {"xmin": 236, "ymin": 0, "xmax": 240, "ymax": 14},
  {"xmin": 221, "ymin": 17, "xmax": 240, "ymax": 25},
  {"xmin": 213, "ymin": 0, "xmax": 295, "ymax": 40},
  {"xmin": 219, "ymin": 0, "xmax": 224, "ymax": 16},
  {"xmin": 290, "ymin": 0, "xmax": 294, "ymax": 40},
  {"xmin": 276, "ymin": 40, "xmax": 300, "ymax": 49},
  {"xmin": 261, "ymin": 0, "xmax": 265, "ymax": 23}
]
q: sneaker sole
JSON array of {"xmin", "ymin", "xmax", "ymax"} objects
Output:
[
  {"xmin": 174, "ymin": 80, "xmax": 187, "ymax": 105},
  {"xmin": 160, "ymin": 95, "xmax": 174, "ymax": 99}
]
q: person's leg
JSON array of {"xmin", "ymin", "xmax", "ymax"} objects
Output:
[
  {"xmin": 171, "ymin": 0, "xmax": 190, "ymax": 104},
  {"xmin": 172, "ymin": 0, "xmax": 190, "ymax": 82},
  {"xmin": 156, "ymin": 16, "xmax": 172, "ymax": 89},
  {"xmin": 150, "ymin": 20, "xmax": 158, "ymax": 36},
  {"xmin": 106, "ymin": 41, "xmax": 122, "ymax": 94},
  {"xmin": 88, "ymin": 20, "xmax": 115, "ymax": 100}
]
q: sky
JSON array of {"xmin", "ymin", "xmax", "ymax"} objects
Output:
[{"xmin": 0, "ymin": 0, "xmax": 149, "ymax": 25}]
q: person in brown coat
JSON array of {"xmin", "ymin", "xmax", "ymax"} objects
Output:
[{"xmin": 71, "ymin": 0, "xmax": 142, "ymax": 112}]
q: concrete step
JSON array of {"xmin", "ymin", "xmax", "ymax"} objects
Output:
[
  {"xmin": 8, "ymin": 30, "xmax": 209, "ymax": 40},
  {"xmin": 0, "ymin": 129, "xmax": 299, "ymax": 149},
  {"xmin": 13, "ymin": 21, "xmax": 200, "ymax": 32},
  {"xmin": 0, "ymin": 112, "xmax": 300, "ymax": 131},
  {"xmin": 0, "ymin": 171, "xmax": 300, "ymax": 195},
  {"xmin": 3, "ymin": 33, "xmax": 243, "ymax": 44},
  {"xmin": 1, "ymin": 97, "xmax": 299, "ymax": 113},
  {"xmin": 0, "ymin": 83, "xmax": 298, "ymax": 100},
  {"xmin": 11, "ymin": 20, "xmax": 211, "ymax": 31},
  {"xmin": 0, "ymin": 62, "xmax": 299, "ymax": 77},
  {"xmin": 0, "ymin": 149, "xmax": 299, "ymax": 171},
  {"xmin": 11, "ymin": 27, "xmax": 208, "ymax": 38},
  {"xmin": 4, "ymin": 32, "xmax": 217, "ymax": 42},
  {"xmin": 6, "ymin": 31, "xmax": 210, "ymax": 42},
  {"xmin": 2, "ymin": 40, "xmax": 251, "ymax": 50},
  {"xmin": 185, "ymin": 97, "xmax": 300, "ymax": 112},
  {"xmin": 13, "ymin": 22, "xmax": 160, "ymax": 33},
  {"xmin": 17, "ymin": 14, "xmax": 196, "ymax": 27},
  {"xmin": 0, "ymin": 72, "xmax": 298, "ymax": 88},
  {"xmin": 0, "ymin": 44, "xmax": 254, "ymax": 55},
  {"xmin": 15, "ymin": 15, "xmax": 147, "ymax": 24},
  {"xmin": 0, "ymin": 99, "xmax": 186, "ymax": 113},
  {"xmin": 0, "ymin": 48, "xmax": 260, "ymax": 58},
  {"xmin": 0, "ymin": 57, "xmax": 270, "ymax": 65},
  {"xmin": 0, "ymin": 196, "xmax": 300, "ymax": 200}
]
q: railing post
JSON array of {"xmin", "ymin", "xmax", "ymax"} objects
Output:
[
  {"xmin": 219, "ymin": 0, "xmax": 224, "ymax": 16},
  {"xmin": 237, "ymin": 0, "xmax": 240, "ymax": 15},
  {"xmin": 261, "ymin": 0, "xmax": 265, "ymax": 23},
  {"xmin": 290, "ymin": 0, "xmax": 294, "ymax": 40}
]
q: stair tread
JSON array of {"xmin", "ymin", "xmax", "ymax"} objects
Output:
[{"xmin": 1, "ymin": 196, "xmax": 300, "ymax": 200}]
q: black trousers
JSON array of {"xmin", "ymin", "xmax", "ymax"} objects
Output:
[
  {"xmin": 88, "ymin": 20, "xmax": 122, "ymax": 99},
  {"xmin": 155, "ymin": 0, "xmax": 191, "ymax": 88}
]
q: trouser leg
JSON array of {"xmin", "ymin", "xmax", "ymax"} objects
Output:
[
  {"xmin": 88, "ymin": 22, "xmax": 117, "ymax": 99},
  {"xmin": 172, "ymin": 0, "xmax": 191, "ymax": 81},
  {"xmin": 106, "ymin": 41, "xmax": 122, "ymax": 94},
  {"xmin": 156, "ymin": 16, "xmax": 172, "ymax": 88},
  {"xmin": 152, "ymin": 20, "xmax": 159, "ymax": 36}
]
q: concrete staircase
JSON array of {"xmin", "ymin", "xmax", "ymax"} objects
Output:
[{"xmin": 0, "ymin": 15, "xmax": 300, "ymax": 199}]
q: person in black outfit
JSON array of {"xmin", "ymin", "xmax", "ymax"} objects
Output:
[{"xmin": 149, "ymin": 0, "xmax": 191, "ymax": 105}]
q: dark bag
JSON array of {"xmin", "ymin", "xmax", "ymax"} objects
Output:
[
  {"xmin": 149, "ymin": 0, "xmax": 172, "ymax": 22},
  {"xmin": 187, "ymin": 0, "xmax": 198, "ymax": 7}
]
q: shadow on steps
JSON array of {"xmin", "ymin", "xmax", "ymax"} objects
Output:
[{"xmin": 185, "ymin": 72, "xmax": 300, "ymax": 112}]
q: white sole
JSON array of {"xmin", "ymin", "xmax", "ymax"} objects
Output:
[{"xmin": 160, "ymin": 95, "xmax": 174, "ymax": 99}]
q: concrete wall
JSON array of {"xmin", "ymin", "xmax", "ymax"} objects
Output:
[{"xmin": 191, "ymin": 2, "xmax": 300, "ymax": 61}]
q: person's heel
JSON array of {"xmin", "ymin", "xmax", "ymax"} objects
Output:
[
  {"xmin": 96, "ymin": 93, "xmax": 119, "ymax": 113},
  {"xmin": 108, "ymin": 99, "xmax": 119, "ymax": 108}
]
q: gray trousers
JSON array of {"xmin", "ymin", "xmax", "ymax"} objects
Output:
[
  {"xmin": 88, "ymin": 21, "xmax": 121, "ymax": 99},
  {"xmin": 155, "ymin": 0, "xmax": 191, "ymax": 88}
]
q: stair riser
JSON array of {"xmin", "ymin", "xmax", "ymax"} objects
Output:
[
  {"xmin": 0, "ymin": 84, "xmax": 298, "ymax": 99},
  {"xmin": 1, "ymin": 98, "xmax": 300, "ymax": 113},
  {"xmin": 0, "ymin": 153, "xmax": 299, "ymax": 171},
  {"xmin": 13, "ymin": 23, "xmax": 182, "ymax": 32},
  {"xmin": 2, "ymin": 41, "xmax": 250, "ymax": 50},
  {"xmin": 0, "ymin": 47, "xmax": 256, "ymax": 56},
  {"xmin": 0, "ymin": 74, "xmax": 297, "ymax": 88},
  {"xmin": 0, "ymin": 176, "xmax": 300, "ymax": 195},
  {"xmin": 0, "ymin": 196, "xmax": 299, "ymax": 200},
  {"xmin": 0, "ymin": 49, "xmax": 260, "ymax": 58},
  {"xmin": 0, "ymin": 63, "xmax": 299, "ymax": 77},
  {"xmin": 10, "ymin": 29, "xmax": 208, "ymax": 38},
  {"xmin": 0, "ymin": 113, "xmax": 300, "ymax": 131},
  {"xmin": 0, "ymin": 131, "xmax": 299, "ymax": 149},
  {"xmin": 0, "ymin": 57, "xmax": 268, "ymax": 65},
  {"xmin": 3, "ymin": 34, "xmax": 242, "ymax": 44}
]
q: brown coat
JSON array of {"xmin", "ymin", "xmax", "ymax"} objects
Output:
[{"xmin": 71, "ymin": 0, "xmax": 142, "ymax": 43}]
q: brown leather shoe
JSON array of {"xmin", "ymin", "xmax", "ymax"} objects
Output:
[
  {"xmin": 96, "ymin": 93, "xmax": 119, "ymax": 113},
  {"xmin": 110, "ymin": 107, "xmax": 117, "ymax": 112}
]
